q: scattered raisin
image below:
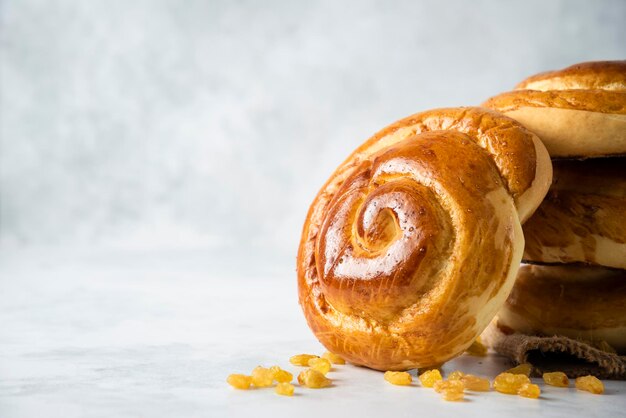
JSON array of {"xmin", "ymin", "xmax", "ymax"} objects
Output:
[
  {"xmin": 543, "ymin": 372, "xmax": 569, "ymax": 387},
  {"xmin": 269, "ymin": 366, "xmax": 293, "ymax": 383},
  {"xmin": 227, "ymin": 374, "xmax": 252, "ymax": 390},
  {"xmin": 251, "ymin": 366, "xmax": 274, "ymax": 388},
  {"xmin": 518, "ymin": 383, "xmax": 541, "ymax": 398},
  {"xmin": 505, "ymin": 363, "xmax": 532, "ymax": 377},
  {"xmin": 290, "ymin": 354, "xmax": 319, "ymax": 366},
  {"xmin": 384, "ymin": 371, "xmax": 412, "ymax": 386},
  {"xmin": 575, "ymin": 375, "xmax": 604, "ymax": 394},
  {"xmin": 434, "ymin": 380, "xmax": 465, "ymax": 401},
  {"xmin": 308, "ymin": 357, "xmax": 331, "ymax": 375},
  {"xmin": 442, "ymin": 388, "xmax": 465, "ymax": 401},
  {"xmin": 433, "ymin": 379, "xmax": 464, "ymax": 394},
  {"xmin": 447, "ymin": 370, "xmax": 465, "ymax": 381},
  {"xmin": 461, "ymin": 374, "xmax": 490, "ymax": 391},
  {"xmin": 298, "ymin": 369, "xmax": 331, "ymax": 388},
  {"xmin": 275, "ymin": 382, "xmax": 295, "ymax": 396},
  {"xmin": 419, "ymin": 369, "xmax": 443, "ymax": 388},
  {"xmin": 493, "ymin": 372, "xmax": 530, "ymax": 395}
]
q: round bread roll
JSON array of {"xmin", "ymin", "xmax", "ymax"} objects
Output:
[
  {"xmin": 297, "ymin": 107, "xmax": 552, "ymax": 370},
  {"xmin": 483, "ymin": 60, "xmax": 626, "ymax": 158},
  {"xmin": 496, "ymin": 264, "xmax": 626, "ymax": 354},
  {"xmin": 523, "ymin": 158, "xmax": 626, "ymax": 269}
]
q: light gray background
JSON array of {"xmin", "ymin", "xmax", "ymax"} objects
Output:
[{"xmin": 2, "ymin": 0, "xmax": 625, "ymax": 266}]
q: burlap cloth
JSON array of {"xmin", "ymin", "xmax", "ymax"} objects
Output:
[{"xmin": 482, "ymin": 322, "xmax": 626, "ymax": 380}]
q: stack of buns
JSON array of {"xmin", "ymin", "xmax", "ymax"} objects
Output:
[
  {"xmin": 296, "ymin": 59, "xmax": 624, "ymax": 376},
  {"xmin": 483, "ymin": 61, "xmax": 626, "ymax": 359}
]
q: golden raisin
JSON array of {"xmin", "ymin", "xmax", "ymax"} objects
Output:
[
  {"xmin": 269, "ymin": 366, "xmax": 293, "ymax": 383},
  {"xmin": 322, "ymin": 351, "xmax": 346, "ymax": 365},
  {"xmin": 465, "ymin": 337, "xmax": 487, "ymax": 356},
  {"xmin": 543, "ymin": 372, "xmax": 569, "ymax": 387},
  {"xmin": 493, "ymin": 372, "xmax": 530, "ymax": 395},
  {"xmin": 447, "ymin": 370, "xmax": 465, "ymax": 381},
  {"xmin": 227, "ymin": 374, "xmax": 252, "ymax": 390},
  {"xmin": 518, "ymin": 383, "xmax": 541, "ymax": 399},
  {"xmin": 251, "ymin": 366, "xmax": 274, "ymax": 388},
  {"xmin": 384, "ymin": 371, "xmax": 412, "ymax": 386},
  {"xmin": 433, "ymin": 379, "xmax": 464, "ymax": 394},
  {"xmin": 290, "ymin": 354, "xmax": 319, "ymax": 366},
  {"xmin": 275, "ymin": 382, "xmax": 295, "ymax": 396},
  {"xmin": 575, "ymin": 375, "xmax": 604, "ymax": 394},
  {"xmin": 298, "ymin": 369, "xmax": 331, "ymax": 389},
  {"xmin": 433, "ymin": 380, "xmax": 465, "ymax": 401},
  {"xmin": 505, "ymin": 363, "xmax": 532, "ymax": 377},
  {"xmin": 419, "ymin": 369, "xmax": 443, "ymax": 388},
  {"xmin": 308, "ymin": 357, "xmax": 331, "ymax": 375},
  {"xmin": 441, "ymin": 388, "xmax": 465, "ymax": 401},
  {"xmin": 461, "ymin": 374, "xmax": 490, "ymax": 391}
]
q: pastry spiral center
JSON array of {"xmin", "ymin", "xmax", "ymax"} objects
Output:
[{"xmin": 315, "ymin": 140, "xmax": 454, "ymax": 323}]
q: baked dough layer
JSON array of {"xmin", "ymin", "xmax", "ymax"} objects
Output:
[
  {"xmin": 496, "ymin": 264, "xmax": 626, "ymax": 353},
  {"xmin": 523, "ymin": 158, "xmax": 626, "ymax": 269}
]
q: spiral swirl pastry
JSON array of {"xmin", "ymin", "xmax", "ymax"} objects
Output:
[{"xmin": 297, "ymin": 107, "xmax": 552, "ymax": 370}]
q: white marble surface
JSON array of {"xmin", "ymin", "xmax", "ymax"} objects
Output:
[{"xmin": 1, "ymin": 249, "xmax": 625, "ymax": 418}]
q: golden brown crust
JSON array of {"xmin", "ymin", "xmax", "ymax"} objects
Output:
[
  {"xmin": 483, "ymin": 60, "xmax": 626, "ymax": 158},
  {"xmin": 482, "ymin": 90, "xmax": 626, "ymax": 115},
  {"xmin": 297, "ymin": 107, "xmax": 552, "ymax": 370},
  {"xmin": 523, "ymin": 158, "xmax": 626, "ymax": 269},
  {"xmin": 497, "ymin": 264, "xmax": 626, "ymax": 352},
  {"xmin": 516, "ymin": 60, "xmax": 626, "ymax": 91},
  {"xmin": 329, "ymin": 107, "xmax": 550, "ymax": 220}
]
